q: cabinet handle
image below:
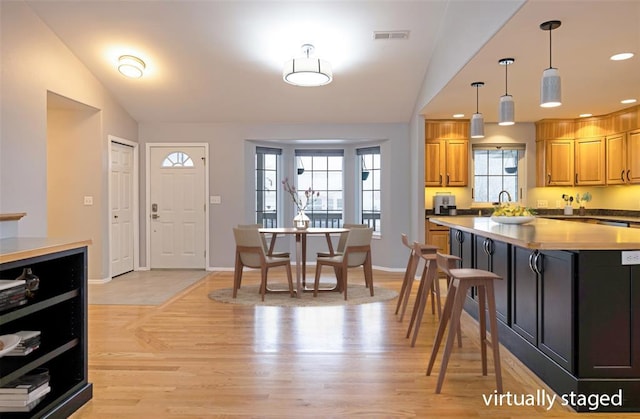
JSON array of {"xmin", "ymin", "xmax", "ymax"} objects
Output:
[
  {"xmin": 528, "ymin": 251, "xmax": 536, "ymax": 273},
  {"xmin": 575, "ymin": 173, "xmax": 578, "ymax": 184},
  {"xmin": 622, "ymin": 170, "xmax": 626, "ymax": 182},
  {"xmin": 483, "ymin": 239, "xmax": 489, "ymax": 255},
  {"xmin": 487, "ymin": 238, "xmax": 494, "ymax": 255},
  {"xmin": 627, "ymin": 170, "xmax": 631, "ymax": 182},
  {"xmin": 439, "ymin": 174, "xmax": 443, "ymax": 185},
  {"xmin": 533, "ymin": 252, "xmax": 543, "ymax": 275},
  {"xmin": 446, "ymin": 173, "xmax": 450, "ymax": 185},
  {"xmin": 547, "ymin": 173, "xmax": 551, "ymax": 185}
]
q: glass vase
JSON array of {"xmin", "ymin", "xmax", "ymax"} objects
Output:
[{"xmin": 293, "ymin": 210, "xmax": 310, "ymax": 230}]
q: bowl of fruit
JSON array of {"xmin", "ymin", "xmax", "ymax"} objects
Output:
[{"xmin": 490, "ymin": 203, "xmax": 535, "ymax": 225}]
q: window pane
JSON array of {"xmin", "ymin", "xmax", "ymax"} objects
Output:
[
  {"xmin": 473, "ymin": 147, "xmax": 523, "ymax": 203},
  {"xmin": 297, "ymin": 151, "xmax": 343, "ymax": 228},
  {"xmin": 327, "ymin": 156, "xmax": 342, "ymax": 170},
  {"xmin": 359, "ymin": 147, "xmax": 381, "ymax": 232}
]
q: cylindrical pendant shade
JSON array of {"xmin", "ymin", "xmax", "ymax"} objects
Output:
[
  {"xmin": 470, "ymin": 113, "xmax": 484, "ymax": 138},
  {"xmin": 498, "ymin": 95, "xmax": 515, "ymax": 126},
  {"xmin": 540, "ymin": 67, "xmax": 561, "ymax": 107}
]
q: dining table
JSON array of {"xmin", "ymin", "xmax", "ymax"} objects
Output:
[{"xmin": 259, "ymin": 227, "xmax": 349, "ymax": 297}]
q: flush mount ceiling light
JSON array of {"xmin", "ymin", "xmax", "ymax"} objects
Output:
[
  {"xmin": 610, "ymin": 52, "xmax": 634, "ymax": 61},
  {"xmin": 539, "ymin": 20, "xmax": 562, "ymax": 108},
  {"xmin": 621, "ymin": 99, "xmax": 638, "ymax": 104},
  {"xmin": 470, "ymin": 81, "xmax": 485, "ymax": 139},
  {"xmin": 498, "ymin": 58, "xmax": 515, "ymax": 126},
  {"xmin": 118, "ymin": 55, "xmax": 145, "ymax": 78},
  {"xmin": 283, "ymin": 44, "xmax": 332, "ymax": 87}
]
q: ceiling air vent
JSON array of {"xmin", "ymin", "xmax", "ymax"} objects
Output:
[{"xmin": 373, "ymin": 30, "xmax": 410, "ymax": 40}]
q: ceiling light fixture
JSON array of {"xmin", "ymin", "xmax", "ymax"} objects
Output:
[
  {"xmin": 621, "ymin": 99, "xmax": 637, "ymax": 104},
  {"xmin": 118, "ymin": 55, "xmax": 145, "ymax": 79},
  {"xmin": 283, "ymin": 44, "xmax": 332, "ymax": 87},
  {"xmin": 498, "ymin": 58, "xmax": 515, "ymax": 126},
  {"xmin": 539, "ymin": 20, "xmax": 562, "ymax": 108},
  {"xmin": 579, "ymin": 113, "xmax": 593, "ymax": 118},
  {"xmin": 470, "ymin": 82, "xmax": 485, "ymax": 139},
  {"xmin": 453, "ymin": 114, "xmax": 465, "ymax": 118},
  {"xmin": 610, "ymin": 52, "xmax": 634, "ymax": 61}
]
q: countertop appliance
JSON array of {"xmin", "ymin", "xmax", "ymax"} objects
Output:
[{"xmin": 433, "ymin": 193, "xmax": 457, "ymax": 215}]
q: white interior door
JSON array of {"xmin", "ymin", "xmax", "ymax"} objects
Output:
[
  {"xmin": 111, "ymin": 141, "xmax": 134, "ymax": 276},
  {"xmin": 149, "ymin": 146, "xmax": 206, "ymax": 269}
]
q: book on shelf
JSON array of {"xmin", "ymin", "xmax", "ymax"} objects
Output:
[
  {"xmin": 0, "ymin": 368, "xmax": 49, "ymax": 394},
  {"xmin": 0, "ymin": 392, "xmax": 49, "ymax": 412},
  {"xmin": 5, "ymin": 330, "xmax": 41, "ymax": 356},
  {"xmin": 0, "ymin": 384, "xmax": 50, "ymax": 405}
]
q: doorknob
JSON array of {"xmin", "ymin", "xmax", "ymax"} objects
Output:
[{"xmin": 151, "ymin": 214, "xmax": 160, "ymax": 219}]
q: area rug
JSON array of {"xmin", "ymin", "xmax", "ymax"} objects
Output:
[{"xmin": 209, "ymin": 284, "xmax": 398, "ymax": 307}]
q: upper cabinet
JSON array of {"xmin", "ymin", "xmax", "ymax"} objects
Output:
[
  {"xmin": 536, "ymin": 105, "xmax": 640, "ymax": 187},
  {"xmin": 425, "ymin": 120, "xmax": 469, "ymax": 187}
]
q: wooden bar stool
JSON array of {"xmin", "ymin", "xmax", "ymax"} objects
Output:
[
  {"xmin": 406, "ymin": 243, "xmax": 462, "ymax": 347},
  {"xmin": 395, "ymin": 234, "xmax": 438, "ymax": 322},
  {"xmin": 426, "ymin": 253, "xmax": 503, "ymax": 394}
]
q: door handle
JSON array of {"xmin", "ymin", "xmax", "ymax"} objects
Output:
[{"xmin": 151, "ymin": 214, "xmax": 160, "ymax": 219}]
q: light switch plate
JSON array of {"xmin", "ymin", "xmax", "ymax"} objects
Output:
[
  {"xmin": 83, "ymin": 196, "xmax": 93, "ymax": 206},
  {"xmin": 210, "ymin": 195, "xmax": 221, "ymax": 204},
  {"xmin": 622, "ymin": 251, "xmax": 640, "ymax": 265}
]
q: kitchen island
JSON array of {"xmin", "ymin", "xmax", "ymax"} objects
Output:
[{"xmin": 429, "ymin": 216, "xmax": 640, "ymax": 412}]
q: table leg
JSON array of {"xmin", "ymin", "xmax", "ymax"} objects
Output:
[{"xmin": 295, "ymin": 233, "xmax": 303, "ymax": 298}]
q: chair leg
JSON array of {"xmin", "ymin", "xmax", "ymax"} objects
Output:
[
  {"xmin": 395, "ymin": 252, "xmax": 415, "ymax": 314},
  {"xmin": 342, "ymin": 265, "xmax": 349, "ymax": 300},
  {"xmin": 406, "ymin": 261, "xmax": 428, "ymax": 339},
  {"xmin": 434, "ymin": 282, "xmax": 469, "ymax": 394},
  {"xmin": 485, "ymin": 281, "xmax": 503, "ymax": 393},
  {"xmin": 260, "ymin": 268, "xmax": 268, "ymax": 301},
  {"xmin": 410, "ymin": 260, "xmax": 437, "ymax": 347},
  {"xmin": 478, "ymin": 284, "xmax": 488, "ymax": 376},
  {"xmin": 313, "ymin": 263, "xmax": 323, "ymax": 297},
  {"xmin": 399, "ymin": 253, "xmax": 420, "ymax": 321},
  {"xmin": 286, "ymin": 264, "xmax": 294, "ymax": 298},
  {"xmin": 233, "ymin": 255, "xmax": 243, "ymax": 298},
  {"xmin": 432, "ymin": 275, "xmax": 442, "ymax": 319},
  {"xmin": 364, "ymin": 252, "xmax": 374, "ymax": 296},
  {"xmin": 426, "ymin": 279, "xmax": 458, "ymax": 376}
]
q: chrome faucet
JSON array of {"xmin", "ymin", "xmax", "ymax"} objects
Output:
[{"xmin": 498, "ymin": 190, "xmax": 512, "ymax": 203}]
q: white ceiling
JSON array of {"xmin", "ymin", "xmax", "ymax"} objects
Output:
[{"xmin": 26, "ymin": 0, "xmax": 640, "ymax": 125}]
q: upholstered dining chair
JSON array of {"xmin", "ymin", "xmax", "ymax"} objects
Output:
[
  {"xmin": 316, "ymin": 223, "xmax": 368, "ymax": 258},
  {"xmin": 313, "ymin": 227, "xmax": 374, "ymax": 300},
  {"xmin": 232, "ymin": 227, "xmax": 294, "ymax": 301},
  {"xmin": 237, "ymin": 224, "xmax": 289, "ymax": 258}
]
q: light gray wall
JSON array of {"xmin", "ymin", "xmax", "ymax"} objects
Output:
[
  {"xmin": 0, "ymin": 1, "xmax": 138, "ymax": 280},
  {"xmin": 139, "ymin": 122, "xmax": 412, "ymax": 269}
]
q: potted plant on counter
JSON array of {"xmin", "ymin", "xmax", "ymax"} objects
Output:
[{"xmin": 575, "ymin": 192, "xmax": 592, "ymax": 216}]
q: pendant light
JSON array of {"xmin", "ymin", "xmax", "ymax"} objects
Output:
[
  {"xmin": 539, "ymin": 20, "xmax": 562, "ymax": 108},
  {"xmin": 498, "ymin": 58, "xmax": 515, "ymax": 126},
  {"xmin": 470, "ymin": 82, "xmax": 485, "ymax": 139}
]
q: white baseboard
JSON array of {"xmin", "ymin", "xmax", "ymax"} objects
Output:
[{"xmin": 89, "ymin": 277, "xmax": 111, "ymax": 284}]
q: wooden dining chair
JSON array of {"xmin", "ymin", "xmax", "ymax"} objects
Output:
[
  {"xmin": 316, "ymin": 223, "xmax": 368, "ymax": 258},
  {"xmin": 314, "ymin": 227, "xmax": 374, "ymax": 300},
  {"xmin": 232, "ymin": 227, "xmax": 294, "ymax": 301},
  {"xmin": 237, "ymin": 224, "xmax": 289, "ymax": 258}
]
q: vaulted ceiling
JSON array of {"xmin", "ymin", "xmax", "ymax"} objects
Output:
[{"xmin": 27, "ymin": 1, "xmax": 639, "ymax": 125}]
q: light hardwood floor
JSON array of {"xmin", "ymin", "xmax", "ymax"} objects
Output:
[{"xmin": 73, "ymin": 269, "xmax": 634, "ymax": 418}]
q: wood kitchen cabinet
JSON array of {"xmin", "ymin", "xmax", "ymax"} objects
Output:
[
  {"xmin": 537, "ymin": 138, "xmax": 575, "ymax": 186},
  {"xmin": 424, "ymin": 120, "xmax": 469, "ymax": 187},
  {"xmin": 424, "ymin": 139, "xmax": 468, "ymax": 187},
  {"xmin": 511, "ymin": 247, "xmax": 575, "ymax": 373},
  {"xmin": 608, "ymin": 129, "xmax": 640, "ymax": 184},
  {"xmin": 474, "ymin": 235, "xmax": 510, "ymax": 324},
  {"xmin": 574, "ymin": 136, "xmax": 605, "ymax": 185},
  {"xmin": 578, "ymin": 251, "xmax": 640, "ymax": 378},
  {"xmin": 425, "ymin": 220, "xmax": 449, "ymax": 254}
]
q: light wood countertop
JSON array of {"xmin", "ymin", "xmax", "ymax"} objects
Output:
[
  {"xmin": 0, "ymin": 237, "xmax": 92, "ymax": 264},
  {"xmin": 429, "ymin": 216, "xmax": 640, "ymax": 250}
]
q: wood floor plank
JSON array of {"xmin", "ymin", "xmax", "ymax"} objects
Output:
[{"xmin": 72, "ymin": 269, "xmax": 636, "ymax": 418}]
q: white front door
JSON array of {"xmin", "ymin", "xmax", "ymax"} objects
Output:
[
  {"xmin": 111, "ymin": 141, "xmax": 134, "ymax": 276},
  {"xmin": 149, "ymin": 146, "xmax": 206, "ymax": 269}
]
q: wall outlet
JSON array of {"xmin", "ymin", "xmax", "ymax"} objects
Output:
[
  {"xmin": 83, "ymin": 196, "xmax": 93, "ymax": 206},
  {"xmin": 537, "ymin": 200, "xmax": 548, "ymax": 208},
  {"xmin": 622, "ymin": 251, "xmax": 640, "ymax": 265},
  {"xmin": 555, "ymin": 200, "xmax": 562, "ymax": 208}
]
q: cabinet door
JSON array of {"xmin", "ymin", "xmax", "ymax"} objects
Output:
[
  {"xmin": 475, "ymin": 236, "xmax": 510, "ymax": 324},
  {"xmin": 575, "ymin": 137, "xmax": 605, "ymax": 185},
  {"xmin": 445, "ymin": 139, "xmax": 468, "ymax": 186},
  {"xmin": 606, "ymin": 133, "xmax": 627, "ymax": 185},
  {"xmin": 579, "ymin": 252, "xmax": 640, "ymax": 377},
  {"xmin": 512, "ymin": 247, "xmax": 538, "ymax": 345},
  {"xmin": 545, "ymin": 139, "xmax": 574, "ymax": 185},
  {"xmin": 425, "ymin": 140, "xmax": 443, "ymax": 186},
  {"xmin": 628, "ymin": 129, "xmax": 640, "ymax": 184},
  {"xmin": 450, "ymin": 229, "xmax": 473, "ymax": 268},
  {"xmin": 538, "ymin": 250, "xmax": 575, "ymax": 373},
  {"xmin": 428, "ymin": 230, "xmax": 449, "ymax": 255}
]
